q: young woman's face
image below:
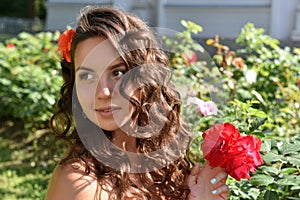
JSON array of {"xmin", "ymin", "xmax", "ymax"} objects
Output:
[{"xmin": 74, "ymin": 37, "xmax": 135, "ymax": 132}]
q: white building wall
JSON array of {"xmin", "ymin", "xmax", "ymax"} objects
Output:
[
  {"xmin": 161, "ymin": 6, "xmax": 270, "ymax": 39},
  {"xmin": 291, "ymin": 0, "xmax": 300, "ymax": 40},
  {"xmin": 270, "ymin": 0, "xmax": 299, "ymax": 40},
  {"xmin": 45, "ymin": 0, "xmax": 112, "ymax": 30},
  {"xmin": 45, "ymin": 0, "xmax": 300, "ymax": 41}
]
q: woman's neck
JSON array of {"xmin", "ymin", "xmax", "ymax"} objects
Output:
[{"xmin": 111, "ymin": 129, "xmax": 137, "ymax": 152}]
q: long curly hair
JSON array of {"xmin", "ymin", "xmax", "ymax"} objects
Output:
[{"xmin": 51, "ymin": 6, "xmax": 194, "ymax": 199}]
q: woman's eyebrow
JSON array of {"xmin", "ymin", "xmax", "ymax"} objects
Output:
[
  {"xmin": 76, "ymin": 66, "xmax": 95, "ymax": 72},
  {"xmin": 108, "ymin": 62, "xmax": 126, "ymax": 69},
  {"xmin": 76, "ymin": 62, "xmax": 125, "ymax": 72}
]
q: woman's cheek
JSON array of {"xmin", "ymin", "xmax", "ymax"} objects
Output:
[{"xmin": 76, "ymin": 83, "xmax": 97, "ymax": 114}]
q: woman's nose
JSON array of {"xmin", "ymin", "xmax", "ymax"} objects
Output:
[{"xmin": 96, "ymin": 77, "xmax": 111, "ymax": 98}]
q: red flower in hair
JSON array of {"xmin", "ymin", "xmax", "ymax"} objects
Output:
[
  {"xmin": 201, "ymin": 122, "xmax": 263, "ymax": 181},
  {"xmin": 57, "ymin": 29, "xmax": 76, "ymax": 62}
]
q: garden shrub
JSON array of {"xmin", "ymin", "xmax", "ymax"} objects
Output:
[
  {"xmin": 234, "ymin": 23, "xmax": 300, "ymax": 138},
  {"xmin": 0, "ymin": 31, "xmax": 64, "ymax": 199},
  {"xmin": 0, "ymin": 31, "xmax": 62, "ymax": 128}
]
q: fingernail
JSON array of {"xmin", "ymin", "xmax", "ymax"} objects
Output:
[
  {"xmin": 210, "ymin": 178, "xmax": 217, "ymax": 184},
  {"xmin": 212, "ymin": 189, "xmax": 217, "ymax": 195}
]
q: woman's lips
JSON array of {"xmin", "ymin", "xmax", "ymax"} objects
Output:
[{"xmin": 95, "ymin": 106, "xmax": 121, "ymax": 117}]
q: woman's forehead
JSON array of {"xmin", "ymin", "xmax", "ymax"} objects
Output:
[{"xmin": 74, "ymin": 37, "xmax": 120, "ymax": 70}]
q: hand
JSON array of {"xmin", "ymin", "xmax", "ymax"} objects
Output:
[{"xmin": 187, "ymin": 161, "xmax": 229, "ymax": 200}]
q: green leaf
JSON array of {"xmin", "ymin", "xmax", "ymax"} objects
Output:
[
  {"xmin": 286, "ymin": 155, "xmax": 300, "ymax": 167},
  {"xmin": 279, "ymin": 167, "xmax": 298, "ymax": 175},
  {"xmin": 250, "ymin": 174, "xmax": 274, "ymax": 186},
  {"xmin": 291, "ymin": 185, "xmax": 300, "ymax": 190},
  {"xmin": 251, "ymin": 90, "xmax": 266, "ymax": 106},
  {"xmin": 187, "ymin": 21, "xmax": 203, "ymax": 32},
  {"xmin": 264, "ymin": 190, "xmax": 279, "ymax": 200},
  {"xmin": 261, "ymin": 139, "xmax": 272, "ymax": 152},
  {"xmin": 281, "ymin": 141, "xmax": 300, "ymax": 155},
  {"xmin": 249, "ymin": 117, "xmax": 267, "ymax": 131},
  {"xmin": 277, "ymin": 177, "xmax": 299, "ymax": 186},
  {"xmin": 191, "ymin": 43, "xmax": 204, "ymax": 52},
  {"xmin": 0, "ymin": 78, "xmax": 12, "ymax": 85},
  {"xmin": 180, "ymin": 20, "xmax": 188, "ymax": 28},
  {"xmin": 248, "ymin": 108, "xmax": 268, "ymax": 118},
  {"xmin": 260, "ymin": 166, "xmax": 279, "ymax": 175},
  {"xmin": 248, "ymin": 188, "xmax": 260, "ymax": 199},
  {"xmin": 263, "ymin": 152, "xmax": 284, "ymax": 163}
]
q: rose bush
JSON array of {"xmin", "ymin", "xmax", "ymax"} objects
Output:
[
  {"xmin": 165, "ymin": 20, "xmax": 300, "ymax": 199},
  {"xmin": 0, "ymin": 31, "xmax": 62, "ymax": 128}
]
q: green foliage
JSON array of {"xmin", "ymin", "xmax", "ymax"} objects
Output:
[
  {"xmin": 0, "ymin": 121, "xmax": 64, "ymax": 200},
  {"xmin": 0, "ymin": 31, "xmax": 62, "ymax": 128},
  {"xmin": 0, "ymin": 32, "xmax": 63, "ymax": 199},
  {"xmin": 234, "ymin": 23, "xmax": 300, "ymax": 138},
  {"xmin": 163, "ymin": 20, "xmax": 205, "ymax": 74},
  {"xmin": 166, "ymin": 21, "xmax": 300, "ymax": 199}
]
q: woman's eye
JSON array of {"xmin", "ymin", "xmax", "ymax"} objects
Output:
[
  {"xmin": 113, "ymin": 70, "xmax": 125, "ymax": 78},
  {"xmin": 78, "ymin": 73, "xmax": 95, "ymax": 80}
]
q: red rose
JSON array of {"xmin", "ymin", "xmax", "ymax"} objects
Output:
[
  {"xmin": 201, "ymin": 123, "xmax": 239, "ymax": 166},
  {"xmin": 297, "ymin": 77, "xmax": 300, "ymax": 86},
  {"xmin": 201, "ymin": 123, "xmax": 263, "ymax": 181},
  {"xmin": 57, "ymin": 29, "xmax": 76, "ymax": 62},
  {"xmin": 6, "ymin": 43, "xmax": 15, "ymax": 49},
  {"xmin": 223, "ymin": 135, "xmax": 263, "ymax": 180}
]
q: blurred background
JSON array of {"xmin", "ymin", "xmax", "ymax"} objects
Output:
[{"xmin": 1, "ymin": 0, "xmax": 300, "ymax": 45}]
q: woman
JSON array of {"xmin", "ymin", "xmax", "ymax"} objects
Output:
[{"xmin": 46, "ymin": 6, "xmax": 229, "ymax": 200}]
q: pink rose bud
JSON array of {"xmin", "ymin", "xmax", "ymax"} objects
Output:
[{"xmin": 187, "ymin": 97, "xmax": 218, "ymax": 116}]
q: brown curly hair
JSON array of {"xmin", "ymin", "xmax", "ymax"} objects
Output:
[{"xmin": 51, "ymin": 6, "xmax": 194, "ymax": 199}]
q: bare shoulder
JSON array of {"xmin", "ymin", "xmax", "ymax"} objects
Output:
[{"xmin": 45, "ymin": 161, "xmax": 110, "ymax": 200}]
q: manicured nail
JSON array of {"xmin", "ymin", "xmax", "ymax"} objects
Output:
[
  {"xmin": 210, "ymin": 178, "xmax": 217, "ymax": 184},
  {"xmin": 212, "ymin": 189, "xmax": 217, "ymax": 195}
]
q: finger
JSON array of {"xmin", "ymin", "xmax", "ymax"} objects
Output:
[
  {"xmin": 190, "ymin": 162, "xmax": 201, "ymax": 176},
  {"xmin": 210, "ymin": 170, "xmax": 228, "ymax": 185},
  {"xmin": 187, "ymin": 163, "xmax": 200, "ymax": 185},
  {"xmin": 212, "ymin": 184, "xmax": 230, "ymax": 195}
]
